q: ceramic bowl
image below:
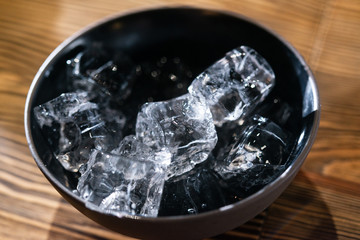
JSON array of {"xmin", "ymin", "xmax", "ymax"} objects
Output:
[{"xmin": 25, "ymin": 7, "xmax": 320, "ymax": 240}]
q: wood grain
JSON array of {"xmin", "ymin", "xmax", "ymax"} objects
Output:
[{"xmin": 1, "ymin": 0, "xmax": 360, "ymax": 239}]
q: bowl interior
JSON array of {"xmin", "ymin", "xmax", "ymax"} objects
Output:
[{"xmin": 26, "ymin": 7, "xmax": 319, "ymax": 239}]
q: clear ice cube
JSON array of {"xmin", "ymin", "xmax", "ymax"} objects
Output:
[
  {"xmin": 135, "ymin": 94, "xmax": 218, "ymax": 179},
  {"xmin": 214, "ymin": 116, "xmax": 291, "ymax": 192},
  {"xmin": 66, "ymin": 48, "xmax": 137, "ymax": 101},
  {"xmin": 159, "ymin": 165, "xmax": 233, "ymax": 216},
  {"xmin": 34, "ymin": 92, "xmax": 99, "ymax": 171},
  {"xmin": 91, "ymin": 108, "xmax": 126, "ymax": 152},
  {"xmin": 34, "ymin": 92, "xmax": 126, "ymax": 172},
  {"xmin": 77, "ymin": 135, "xmax": 171, "ymax": 217},
  {"xmin": 33, "ymin": 92, "xmax": 98, "ymax": 128},
  {"xmin": 255, "ymin": 97, "xmax": 294, "ymax": 126},
  {"xmin": 89, "ymin": 52, "xmax": 137, "ymax": 99},
  {"xmin": 188, "ymin": 46, "xmax": 275, "ymax": 126},
  {"xmin": 66, "ymin": 47, "xmax": 109, "ymax": 94}
]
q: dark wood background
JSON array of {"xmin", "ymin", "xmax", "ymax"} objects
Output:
[{"xmin": 0, "ymin": 0, "xmax": 359, "ymax": 239}]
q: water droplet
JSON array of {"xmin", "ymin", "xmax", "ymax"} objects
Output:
[
  {"xmin": 187, "ymin": 208, "xmax": 196, "ymax": 214},
  {"xmin": 169, "ymin": 74, "xmax": 177, "ymax": 81},
  {"xmin": 151, "ymin": 70, "xmax": 159, "ymax": 78},
  {"xmin": 160, "ymin": 57, "xmax": 167, "ymax": 64}
]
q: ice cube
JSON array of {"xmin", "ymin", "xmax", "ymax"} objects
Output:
[
  {"xmin": 34, "ymin": 92, "xmax": 126, "ymax": 172},
  {"xmin": 159, "ymin": 164, "xmax": 234, "ymax": 216},
  {"xmin": 135, "ymin": 94, "xmax": 218, "ymax": 179},
  {"xmin": 189, "ymin": 46, "xmax": 275, "ymax": 126},
  {"xmin": 225, "ymin": 164, "xmax": 286, "ymax": 195},
  {"xmin": 91, "ymin": 108, "xmax": 126, "ymax": 152},
  {"xmin": 77, "ymin": 135, "xmax": 171, "ymax": 217},
  {"xmin": 66, "ymin": 47, "xmax": 137, "ymax": 101},
  {"xmin": 255, "ymin": 97, "xmax": 294, "ymax": 126},
  {"xmin": 214, "ymin": 116, "xmax": 291, "ymax": 193},
  {"xmin": 66, "ymin": 47, "xmax": 110, "ymax": 94},
  {"xmin": 33, "ymin": 92, "xmax": 98, "ymax": 128},
  {"xmin": 34, "ymin": 92, "xmax": 100, "ymax": 171},
  {"xmin": 89, "ymin": 52, "xmax": 137, "ymax": 99},
  {"xmin": 220, "ymin": 116, "xmax": 290, "ymax": 171}
]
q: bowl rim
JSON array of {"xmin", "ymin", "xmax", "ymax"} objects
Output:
[{"xmin": 24, "ymin": 5, "xmax": 320, "ymax": 222}]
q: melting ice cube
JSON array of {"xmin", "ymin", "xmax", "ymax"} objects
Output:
[
  {"xmin": 77, "ymin": 135, "xmax": 171, "ymax": 217},
  {"xmin": 136, "ymin": 94, "xmax": 218, "ymax": 179},
  {"xmin": 189, "ymin": 46, "xmax": 275, "ymax": 126}
]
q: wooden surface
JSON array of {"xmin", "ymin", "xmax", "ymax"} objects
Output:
[{"xmin": 0, "ymin": 0, "xmax": 359, "ymax": 239}]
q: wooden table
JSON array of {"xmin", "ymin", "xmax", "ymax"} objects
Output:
[{"xmin": 1, "ymin": 0, "xmax": 359, "ymax": 239}]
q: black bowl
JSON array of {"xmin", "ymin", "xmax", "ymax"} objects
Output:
[{"xmin": 25, "ymin": 7, "xmax": 320, "ymax": 240}]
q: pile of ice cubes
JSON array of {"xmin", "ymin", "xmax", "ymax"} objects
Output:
[{"xmin": 34, "ymin": 46, "xmax": 293, "ymax": 217}]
